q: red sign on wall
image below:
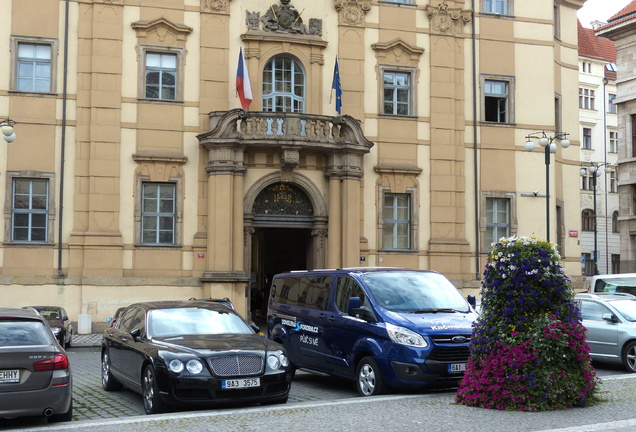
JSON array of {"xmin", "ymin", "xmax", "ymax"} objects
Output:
[{"xmin": 569, "ymin": 230, "xmax": 578, "ymax": 238}]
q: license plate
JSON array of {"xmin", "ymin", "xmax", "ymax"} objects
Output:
[
  {"xmin": 0, "ymin": 369, "xmax": 19, "ymax": 384},
  {"xmin": 222, "ymin": 378, "xmax": 260, "ymax": 389},
  {"xmin": 448, "ymin": 363, "xmax": 466, "ymax": 374}
]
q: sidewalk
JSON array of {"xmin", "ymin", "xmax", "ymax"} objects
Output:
[{"xmin": 72, "ymin": 333, "xmax": 102, "ymax": 348}]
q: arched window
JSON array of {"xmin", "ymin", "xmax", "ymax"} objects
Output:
[
  {"xmin": 613, "ymin": 211, "xmax": 619, "ymax": 233},
  {"xmin": 262, "ymin": 56, "xmax": 305, "ymax": 113},
  {"xmin": 582, "ymin": 209, "xmax": 594, "ymax": 231}
]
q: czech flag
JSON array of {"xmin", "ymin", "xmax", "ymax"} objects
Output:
[
  {"xmin": 236, "ymin": 47, "xmax": 252, "ymax": 110},
  {"xmin": 332, "ymin": 57, "xmax": 342, "ymax": 114}
]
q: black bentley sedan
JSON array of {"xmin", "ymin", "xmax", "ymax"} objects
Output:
[{"xmin": 101, "ymin": 301, "xmax": 292, "ymax": 414}]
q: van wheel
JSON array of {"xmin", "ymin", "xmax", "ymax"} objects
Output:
[
  {"xmin": 622, "ymin": 341, "xmax": 636, "ymax": 372},
  {"xmin": 356, "ymin": 356, "xmax": 384, "ymax": 396}
]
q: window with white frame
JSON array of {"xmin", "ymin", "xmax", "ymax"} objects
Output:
[
  {"xmin": 262, "ymin": 56, "xmax": 305, "ymax": 113},
  {"xmin": 142, "ymin": 183, "xmax": 176, "ymax": 244},
  {"xmin": 484, "ymin": 79, "xmax": 511, "ymax": 123},
  {"xmin": 581, "ymin": 172, "xmax": 593, "ymax": 191},
  {"xmin": 382, "ymin": 193, "xmax": 410, "ymax": 249},
  {"xmin": 582, "ymin": 209, "xmax": 594, "ymax": 231},
  {"xmin": 608, "ymin": 93, "xmax": 617, "ymax": 114},
  {"xmin": 12, "ymin": 179, "xmax": 49, "ymax": 242},
  {"xmin": 145, "ymin": 52, "xmax": 178, "ymax": 100},
  {"xmin": 483, "ymin": 0, "xmax": 509, "ymax": 14},
  {"xmin": 579, "ymin": 88, "xmax": 595, "ymax": 110},
  {"xmin": 610, "ymin": 170, "xmax": 618, "ymax": 193},
  {"xmin": 15, "ymin": 41, "xmax": 53, "ymax": 93},
  {"xmin": 582, "ymin": 128, "xmax": 592, "ymax": 150},
  {"xmin": 486, "ymin": 198, "xmax": 509, "ymax": 247},
  {"xmin": 609, "ymin": 131, "xmax": 618, "ymax": 153},
  {"xmin": 383, "ymin": 70, "xmax": 412, "ymax": 116}
]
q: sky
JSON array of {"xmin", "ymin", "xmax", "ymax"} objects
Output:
[{"xmin": 577, "ymin": 0, "xmax": 633, "ymax": 28}]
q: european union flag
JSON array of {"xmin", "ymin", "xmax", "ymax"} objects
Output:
[{"xmin": 332, "ymin": 57, "xmax": 342, "ymax": 114}]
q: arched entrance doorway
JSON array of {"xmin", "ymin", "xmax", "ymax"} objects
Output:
[{"xmin": 246, "ymin": 180, "xmax": 327, "ymax": 321}]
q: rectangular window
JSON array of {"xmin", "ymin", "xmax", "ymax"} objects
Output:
[
  {"xmin": 632, "ymin": 115, "xmax": 636, "ymax": 158},
  {"xmin": 16, "ymin": 42, "xmax": 51, "ymax": 93},
  {"xmin": 484, "ymin": 0, "xmax": 508, "ymax": 14},
  {"xmin": 581, "ymin": 172, "xmax": 593, "ymax": 191},
  {"xmin": 145, "ymin": 52, "xmax": 177, "ymax": 100},
  {"xmin": 583, "ymin": 253, "xmax": 595, "ymax": 276},
  {"xmin": 486, "ymin": 198, "xmax": 509, "ymax": 247},
  {"xmin": 612, "ymin": 254, "xmax": 620, "ymax": 274},
  {"xmin": 579, "ymin": 88, "xmax": 595, "ymax": 110},
  {"xmin": 383, "ymin": 71, "xmax": 411, "ymax": 116},
  {"xmin": 142, "ymin": 183, "xmax": 175, "ymax": 244},
  {"xmin": 609, "ymin": 131, "xmax": 618, "ymax": 153},
  {"xmin": 383, "ymin": 193, "xmax": 410, "ymax": 249},
  {"xmin": 610, "ymin": 170, "xmax": 618, "ymax": 193},
  {"xmin": 608, "ymin": 93, "xmax": 617, "ymax": 114},
  {"xmin": 583, "ymin": 128, "xmax": 592, "ymax": 150},
  {"xmin": 12, "ymin": 179, "xmax": 48, "ymax": 242},
  {"xmin": 484, "ymin": 80, "xmax": 509, "ymax": 123}
]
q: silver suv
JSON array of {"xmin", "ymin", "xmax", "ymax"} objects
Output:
[{"xmin": 575, "ymin": 293, "xmax": 636, "ymax": 372}]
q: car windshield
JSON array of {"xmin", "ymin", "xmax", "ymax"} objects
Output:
[
  {"xmin": 360, "ymin": 271, "xmax": 470, "ymax": 313},
  {"xmin": 611, "ymin": 300, "xmax": 636, "ymax": 322},
  {"xmin": 0, "ymin": 320, "xmax": 53, "ymax": 346},
  {"xmin": 148, "ymin": 307, "xmax": 253, "ymax": 338},
  {"xmin": 35, "ymin": 309, "xmax": 60, "ymax": 320}
]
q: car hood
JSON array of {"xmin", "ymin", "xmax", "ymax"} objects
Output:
[
  {"xmin": 383, "ymin": 310, "xmax": 476, "ymax": 335},
  {"xmin": 45, "ymin": 319, "xmax": 64, "ymax": 328},
  {"xmin": 151, "ymin": 334, "xmax": 274, "ymax": 354}
]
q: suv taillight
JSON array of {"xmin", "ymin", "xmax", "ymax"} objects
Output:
[{"xmin": 33, "ymin": 354, "xmax": 69, "ymax": 372}]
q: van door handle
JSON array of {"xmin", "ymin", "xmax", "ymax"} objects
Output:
[
  {"xmin": 329, "ymin": 315, "xmax": 336, "ymax": 322},
  {"xmin": 318, "ymin": 313, "xmax": 325, "ymax": 320}
]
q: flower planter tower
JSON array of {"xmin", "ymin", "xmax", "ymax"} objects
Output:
[{"xmin": 456, "ymin": 236, "xmax": 598, "ymax": 411}]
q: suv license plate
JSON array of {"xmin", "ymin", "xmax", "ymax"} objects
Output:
[
  {"xmin": 448, "ymin": 363, "xmax": 466, "ymax": 374},
  {"xmin": 222, "ymin": 378, "xmax": 260, "ymax": 389},
  {"xmin": 0, "ymin": 369, "xmax": 19, "ymax": 384}
]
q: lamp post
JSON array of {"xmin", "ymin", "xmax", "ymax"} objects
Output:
[
  {"xmin": 524, "ymin": 131, "xmax": 570, "ymax": 243},
  {"xmin": 580, "ymin": 163, "xmax": 612, "ymax": 275},
  {"xmin": 1, "ymin": 118, "xmax": 16, "ymax": 143}
]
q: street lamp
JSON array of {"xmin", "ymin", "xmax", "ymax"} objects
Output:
[
  {"xmin": 579, "ymin": 163, "xmax": 613, "ymax": 275},
  {"xmin": 1, "ymin": 118, "xmax": 16, "ymax": 143},
  {"xmin": 524, "ymin": 131, "xmax": 570, "ymax": 243}
]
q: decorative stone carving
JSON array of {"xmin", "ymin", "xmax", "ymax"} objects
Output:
[
  {"xmin": 202, "ymin": 0, "xmax": 230, "ymax": 13},
  {"xmin": 308, "ymin": 18, "xmax": 322, "ymax": 36},
  {"xmin": 335, "ymin": 0, "xmax": 371, "ymax": 27},
  {"xmin": 372, "ymin": 39, "xmax": 425, "ymax": 68},
  {"xmin": 281, "ymin": 149, "xmax": 300, "ymax": 171},
  {"xmin": 246, "ymin": 11, "xmax": 261, "ymax": 30},
  {"xmin": 426, "ymin": 2, "xmax": 472, "ymax": 34},
  {"xmin": 261, "ymin": 0, "xmax": 312, "ymax": 34}
]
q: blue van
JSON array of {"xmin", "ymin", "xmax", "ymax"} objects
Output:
[{"xmin": 267, "ymin": 268, "xmax": 477, "ymax": 396}]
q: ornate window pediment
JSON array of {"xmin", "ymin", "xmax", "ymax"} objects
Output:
[
  {"xmin": 131, "ymin": 18, "xmax": 192, "ymax": 48},
  {"xmin": 372, "ymin": 39, "xmax": 424, "ymax": 67}
]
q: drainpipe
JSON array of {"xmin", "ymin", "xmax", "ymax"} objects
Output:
[
  {"xmin": 57, "ymin": 0, "xmax": 69, "ymax": 278},
  {"xmin": 472, "ymin": 0, "xmax": 480, "ymax": 280}
]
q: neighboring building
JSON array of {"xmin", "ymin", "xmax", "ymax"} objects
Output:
[
  {"xmin": 578, "ymin": 21, "xmax": 620, "ymax": 277},
  {"xmin": 0, "ymin": 0, "xmax": 585, "ymax": 328},
  {"xmin": 597, "ymin": 1, "xmax": 636, "ymax": 274}
]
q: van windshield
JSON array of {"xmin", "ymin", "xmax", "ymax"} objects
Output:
[
  {"xmin": 595, "ymin": 277, "xmax": 636, "ymax": 296},
  {"xmin": 360, "ymin": 271, "xmax": 470, "ymax": 313}
]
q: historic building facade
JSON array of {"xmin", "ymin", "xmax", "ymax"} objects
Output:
[
  {"xmin": 578, "ymin": 21, "xmax": 619, "ymax": 277},
  {"xmin": 0, "ymin": 0, "xmax": 584, "ymax": 328},
  {"xmin": 597, "ymin": 1, "xmax": 636, "ymax": 274}
]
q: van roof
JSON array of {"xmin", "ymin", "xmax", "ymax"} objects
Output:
[
  {"xmin": 276, "ymin": 267, "xmax": 437, "ymax": 276},
  {"xmin": 592, "ymin": 273, "xmax": 636, "ymax": 280}
]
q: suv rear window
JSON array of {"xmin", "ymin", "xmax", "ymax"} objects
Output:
[{"xmin": 0, "ymin": 320, "xmax": 52, "ymax": 346}]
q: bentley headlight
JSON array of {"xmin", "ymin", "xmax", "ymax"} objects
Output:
[
  {"xmin": 267, "ymin": 354, "xmax": 281, "ymax": 370},
  {"xmin": 386, "ymin": 323, "xmax": 428, "ymax": 348},
  {"xmin": 186, "ymin": 359, "xmax": 203, "ymax": 374},
  {"xmin": 168, "ymin": 359, "xmax": 184, "ymax": 373}
]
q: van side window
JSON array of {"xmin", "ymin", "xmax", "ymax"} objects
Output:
[
  {"xmin": 272, "ymin": 276, "xmax": 332, "ymax": 311},
  {"xmin": 335, "ymin": 277, "xmax": 368, "ymax": 313}
]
